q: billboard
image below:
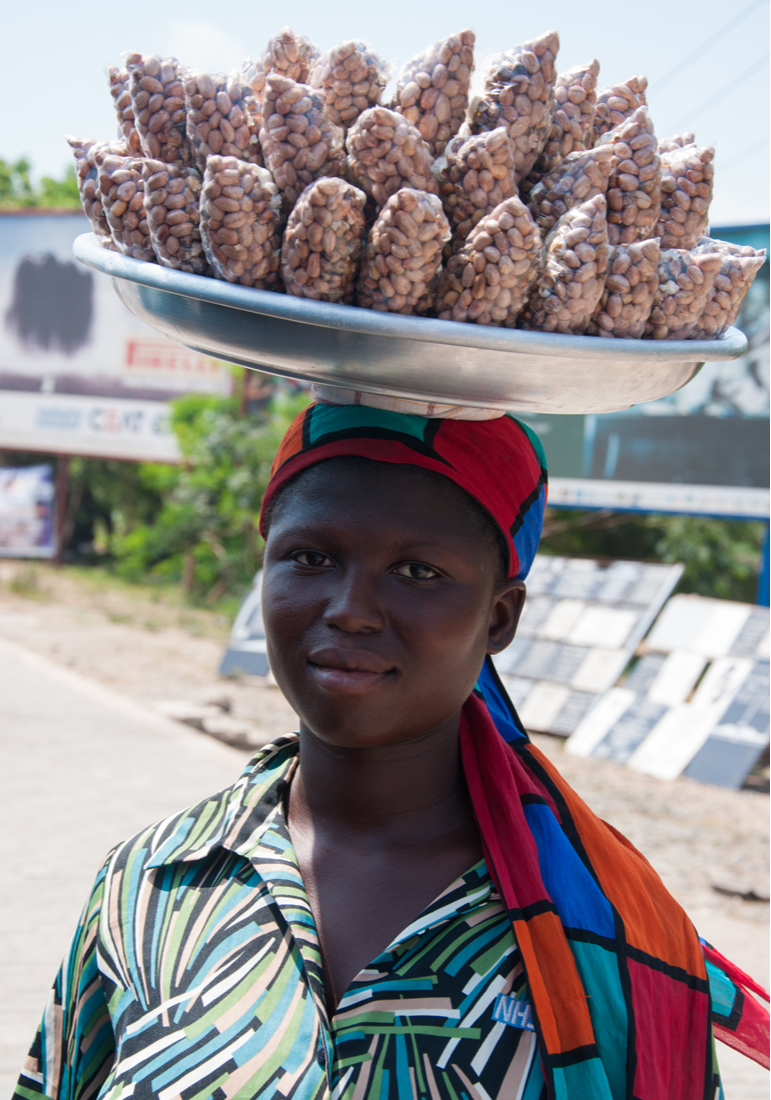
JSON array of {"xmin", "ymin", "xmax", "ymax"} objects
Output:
[
  {"xmin": 0, "ymin": 211, "xmax": 232, "ymax": 462},
  {"xmin": 519, "ymin": 224, "xmax": 770, "ymax": 519},
  {"xmin": 0, "ymin": 463, "xmax": 55, "ymax": 558}
]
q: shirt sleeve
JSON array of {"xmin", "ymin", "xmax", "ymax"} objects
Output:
[{"xmin": 13, "ymin": 856, "xmax": 116, "ymax": 1100}]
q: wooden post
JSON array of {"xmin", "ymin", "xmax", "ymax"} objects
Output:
[{"xmin": 53, "ymin": 454, "xmax": 69, "ymax": 567}]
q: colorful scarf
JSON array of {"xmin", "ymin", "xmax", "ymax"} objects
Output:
[{"xmin": 260, "ymin": 402, "xmax": 769, "ymax": 1098}]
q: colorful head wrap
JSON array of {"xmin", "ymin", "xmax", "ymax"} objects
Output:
[
  {"xmin": 260, "ymin": 400, "xmax": 769, "ymax": 1099},
  {"xmin": 259, "ymin": 402, "xmax": 548, "ymax": 581}
]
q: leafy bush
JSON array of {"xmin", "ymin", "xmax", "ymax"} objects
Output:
[{"xmin": 0, "ymin": 157, "xmax": 79, "ymax": 209}]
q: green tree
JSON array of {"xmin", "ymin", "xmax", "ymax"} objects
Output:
[{"xmin": 0, "ymin": 158, "xmax": 80, "ymax": 209}]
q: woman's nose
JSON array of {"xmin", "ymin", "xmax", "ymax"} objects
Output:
[{"xmin": 322, "ymin": 568, "xmax": 385, "ymax": 634}]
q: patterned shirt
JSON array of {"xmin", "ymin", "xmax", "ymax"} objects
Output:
[{"xmin": 15, "ymin": 737, "xmax": 546, "ymax": 1100}]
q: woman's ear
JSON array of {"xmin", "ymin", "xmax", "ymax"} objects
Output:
[{"xmin": 486, "ymin": 582, "xmax": 526, "ymax": 655}]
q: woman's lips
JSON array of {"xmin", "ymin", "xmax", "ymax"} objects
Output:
[{"xmin": 307, "ymin": 649, "xmax": 395, "ymax": 694}]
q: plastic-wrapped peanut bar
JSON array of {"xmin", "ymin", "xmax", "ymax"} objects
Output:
[
  {"xmin": 185, "ymin": 71, "xmax": 263, "ymax": 173},
  {"xmin": 259, "ymin": 75, "xmax": 345, "ymax": 210},
  {"xmin": 470, "ymin": 31, "xmax": 560, "ymax": 181},
  {"xmin": 521, "ymin": 59, "xmax": 599, "ymax": 198},
  {"xmin": 592, "ymin": 76, "xmax": 647, "ymax": 143},
  {"xmin": 436, "ymin": 196, "xmax": 541, "ymax": 325},
  {"xmin": 129, "ymin": 55, "xmax": 191, "ymax": 166},
  {"xmin": 98, "ymin": 154, "xmax": 154, "ymax": 261},
  {"xmin": 528, "ymin": 144, "xmax": 612, "ymax": 238},
  {"xmin": 67, "ymin": 136, "xmax": 127, "ymax": 243},
  {"xmin": 200, "ymin": 156, "xmax": 281, "ymax": 287},
  {"xmin": 357, "ymin": 188, "xmax": 450, "ymax": 313},
  {"xmin": 247, "ymin": 28, "xmax": 319, "ymax": 101},
  {"xmin": 587, "ymin": 238, "xmax": 660, "ymax": 337},
  {"xmin": 658, "ymin": 133, "xmax": 695, "ymax": 154},
  {"xmin": 392, "ymin": 30, "xmax": 475, "ymax": 158},
  {"xmin": 655, "ymin": 143, "xmax": 714, "ymax": 250},
  {"xmin": 437, "ymin": 127, "xmax": 516, "ymax": 244},
  {"xmin": 281, "ymin": 177, "xmax": 366, "ymax": 301},
  {"xmin": 309, "ymin": 41, "xmax": 388, "ymax": 131},
  {"xmin": 108, "ymin": 62, "xmax": 141, "ymax": 153},
  {"xmin": 690, "ymin": 238, "xmax": 766, "ymax": 338},
  {"xmin": 644, "ymin": 246, "xmax": 722, "ymax": 339},
  {"xmin": 142, "ymin": 160, "xmax": 206, "ymax": 273},
  {"xmin": 520, "ymin": 193, "xmax": 609, "ymax": 334},
  {"xmin": 597, "ymin": 107, "xmax": 661, "ymax": 245},
  {"xmin": 346, "ymin": 107, "xmax": 438, "ymax": 209}
]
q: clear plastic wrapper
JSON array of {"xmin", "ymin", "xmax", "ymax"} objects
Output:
[
  {"xmin": 98, "ymin": 154, "xmax": 154, "ymax": 261},
  {"xmin": 655, "ymin": 143, "xmax": 714, "ymax": 250},
  {"xmin": 587, "ymin": 238, "xmax": 660, "ymax": 337},
  {"xmin": 67, "ymin": 136, "xmax": 127, "ymax": 243},
  {"xmin": 596, "ymin": 106, "xmax": 661, "ymax": 245},
  {"xmin": 658, "ymin": 133, "xmax": 695, "ymax": 154},
  {"xmin": 528, "ymin": 144, "xmax": 612, "ymax": 238},
  {"xmin": 644, "ymin": 246, "xmax": 722, "ymax": 339},
  {"xmin": 469, "ymin": 31, "xmax": 560, "ymax": 181},
  {"xmin": 690, "ymin": 237, "xmax": 766, "ymax": 338},
  {"xmin": 519, "ymin": 193, "xmax": 609, "ymax": 334},
  {"xmin": 592, "ymin": 76, "xmax": 647, "ymax": 143},
  {"xmin": 128, "ymin": 55, "xmax": 191, "ymax": 166},
  {"xmin": 259, "ymin": 75, "xmax": 345, "ymax": 210},
  {"xmin": 281, "ymin": 177, "xmax": 367, "ymax": 301},
  {"xmin": 435, "ymin": 196, "xmax": 541, "ymax": 325},
  {"xmin": 309, "ymin": 41, "xmax": 388, "ymax": 131},
  {"xmin": 392, "ymin": 30, "xmax": 475, "ymax": 158},
  {"xmin": 200, "ymin": 156, "xmax": 282, "ymax": 287},
  {"xmin": 108, "ymin": 63, "xmax": 141, "ymax": 153},
  {"xmin": 437, "ymin": 127, "xmax": 516, "ymax": 244},
  {"xmin": 357, "ymin": 188, "xmax": 450, "ymax": 313},
  {"xmin": 521, "ymin": 59, "xmax": 600, "ymax": 199},
  {"xmin": 185, "ymin": 71, "xmax": 263, "ymax": 172},
  {"xmin": 142, "ymin": 160, "xmax": 206, "ymax": 272},
  {"xmin": 346, "ymin": 106, "xmax": 438, "ymax": 210},
  {"xmin": 247, "ymin": 28, "xmax": 319, "ymax": 101}
]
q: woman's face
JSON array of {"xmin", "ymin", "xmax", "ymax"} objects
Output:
[{"xmin": 262, "ymin": 459, "xmax": 525, "ymax": 749}]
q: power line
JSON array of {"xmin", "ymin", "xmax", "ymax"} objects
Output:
[
  {"xmin": 655, "ymin": 0, "xmax": 768, "ymax": 90},
  {"xmin": 719, "ymin": 133, "xmax": 770, "ymax": 174},
  {"xmin": 670, "ymin": 53, "xmax": 769, "ymax": 132}
]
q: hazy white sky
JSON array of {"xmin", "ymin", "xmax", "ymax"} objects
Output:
[{"xmin": 3, "ymin": 0, "xmax": 768, "ymax": 224}]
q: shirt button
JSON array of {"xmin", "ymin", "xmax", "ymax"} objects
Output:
[{"xmin": 317, "ymin": 1045, "xmax": 327, "ymax": 1067}]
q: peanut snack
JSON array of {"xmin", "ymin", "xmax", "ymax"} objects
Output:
[
  {"xmin": 690, "ymin": 238, "xmax": 767, "ymax": 338},
  {"xmin": 67, "ymin": 136, "xmax": 128, "ymax": 242},
  {"xmin": 259, "ymin": 75, "xmax": 345, "ymax": 210},
  {"xmin": 521, "ymin": 58, "xmax": 600, "ymax": 198},
  {"xmin": 357, "ymin": 188, "xmax": 450, "ymax": 313},
  {"xmin": 435, "ymin": 196, "xmax": 540, "ymax": 325},
  {"xmin": 309, "ymin": 41, "xmax": 388, "ymax": 131},
  {"xmin": 655, "ymin": 143, "xmax": 714, "ymax": 250},
  {"xmin": 592, "ymin": 76, "xmax": 647, "ymax": 143},
  {"xmin": 108, "ymin": 64, "xmax": 141, "ymax": 153},
  {"xmin": 98, "ymin": 154, "xmax": 154, "ymax": 261},
  {"xmin": 469, "ymin": 31, "xmax": 560, "ymax": 181},
  {"xmin": 587, "ymin": 238, "xmax": 660, "ymax": 338},
  {"xmin": 281, "ymin": 177, "xmax": 367, "ymax": 301},
  {"xmin": 528, "ymin": 144, "xmax": 612, "ymax": 237},
  {"xmin": 200, "ymin": 156, "xmax": 282, "ymax": 287},
  {"xmin": 346, "ymin": 107, "xmax": 438, "ymax": 209},
  {"xmin": 644, "ymin": 246, "xmax": 723, "ymax": 339},
  {"xmin": 392, "ymin": 30, "xmax": 475, "ymax": 157},
  {"xmin": 437, "ymin": 127, "xmax": 517, "ymax": 244},
  {"xmin": 247, "ymin": 28, "xmax": 319, "ymax": 100},
  {"xmin": 142, "ymin": 160, "xmax": 206, "ymax": 272},
  {"xmin": 658, "ymin": 133, "xmax": 695, "ymax": 154},
  {"xmin": 520, "ymin": 193, "xmax": 609, "ymax": 334},
  {"xmin": 185, "ymin": 71, "xmax": 263, "ymax": 172},
  {"xmin": 128, "ymin": 55, "xmax": 191, "ymax": 166},
  {"xmin": 597, "ymin": 107, "xmax": 661, "ymax": 245}
]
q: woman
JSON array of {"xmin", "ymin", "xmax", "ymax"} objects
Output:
[{"xmin": 15, "ymin": 399, "xmax": 768, "ymax": 1100}]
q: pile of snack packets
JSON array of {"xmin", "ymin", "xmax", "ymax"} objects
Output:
[{"xmin": 69, "ymin": 27, "xmax": 765, "ymax": 339}]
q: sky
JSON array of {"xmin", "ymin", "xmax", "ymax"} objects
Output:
[{"xmin": 3, "ymin": 0, "xmax": 769, "ymax": 225}]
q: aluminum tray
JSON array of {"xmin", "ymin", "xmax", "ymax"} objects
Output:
[{"xmin": 74, "ymin": 233, "xmax": 747, "ymax": 415}]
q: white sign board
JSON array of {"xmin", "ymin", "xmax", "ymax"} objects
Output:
[{"xmin": 0, "ymin": 463, "xmax": 55, "ymax": 558}]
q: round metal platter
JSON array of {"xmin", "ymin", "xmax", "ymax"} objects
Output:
[{"xmin": 74, "ymin": 233, "xmax": 747, "ymax": 415}]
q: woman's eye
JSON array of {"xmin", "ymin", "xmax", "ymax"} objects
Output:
[
  {"xmin": 393, "ymin": 562, "xmax": 441, "ymax": 581},
  {"xmin": 292, "ymin": 551, "xmax": 333, "ymax": 568}
]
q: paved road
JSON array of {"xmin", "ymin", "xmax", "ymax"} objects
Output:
[{"xmin": 1, "ymin": 635, "xmax": 767, "ymax": 1098}]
